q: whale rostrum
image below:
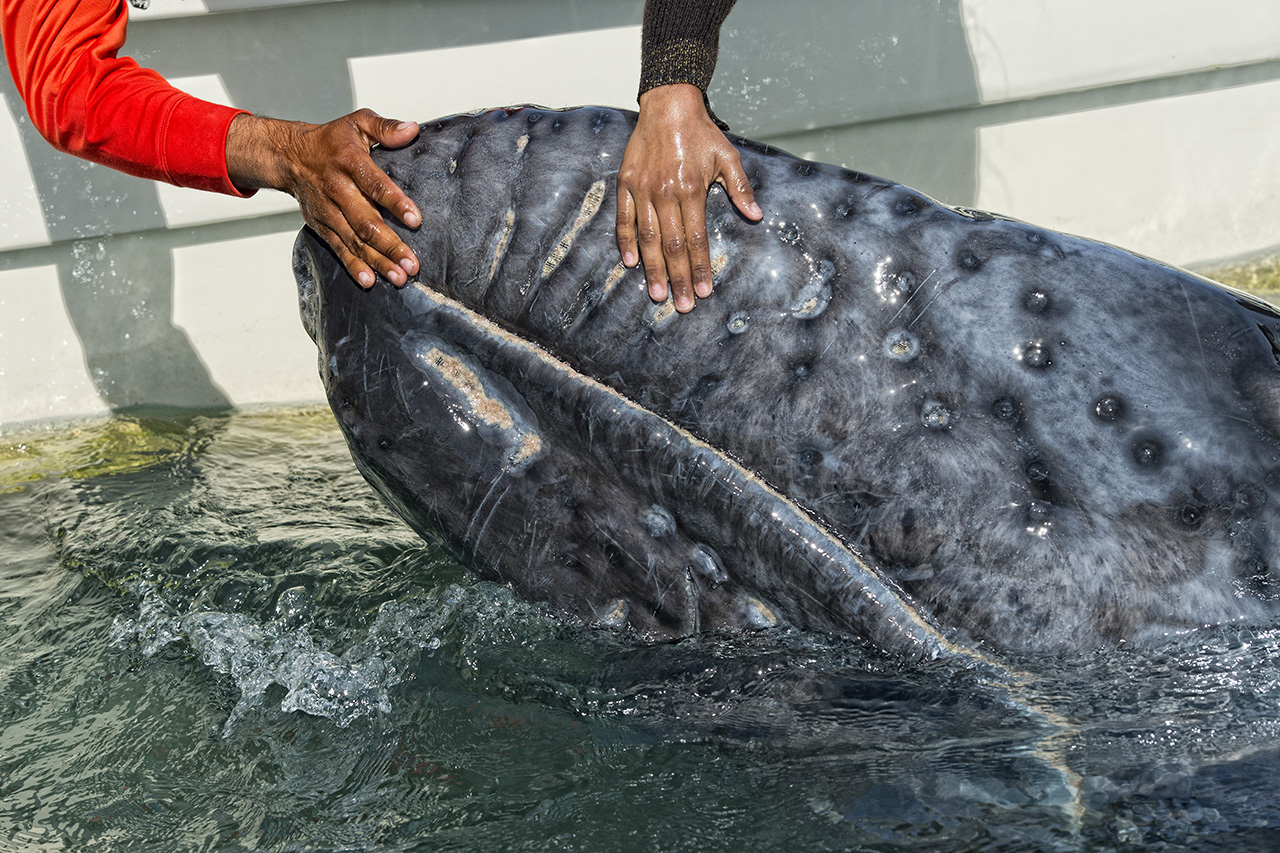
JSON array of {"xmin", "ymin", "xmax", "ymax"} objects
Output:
[{"xmin": 294, "ymin": 106, "xmax": 1280, "ymax": 654}]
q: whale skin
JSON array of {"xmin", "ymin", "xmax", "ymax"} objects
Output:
[{"xmin": 293, "ymin": 106, "xmax": 1280, "ymax": 655}]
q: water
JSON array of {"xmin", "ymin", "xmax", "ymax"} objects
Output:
[{"xmin": 4, "ymin": 390, "xmax": 1280, "ymax": 851}]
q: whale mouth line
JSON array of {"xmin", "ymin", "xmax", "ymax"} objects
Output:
[{"xmin": 403, "ymin": 280, "xmax": 977, "ymax": 665}]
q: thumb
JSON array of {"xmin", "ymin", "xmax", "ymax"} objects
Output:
[
  {"xmin": 357, "ymin": 109, "xmax": 420, "ymax": 149},
  {"xmin": 718, "ymin": 150, "xmax": 762, "ymax": 221}
]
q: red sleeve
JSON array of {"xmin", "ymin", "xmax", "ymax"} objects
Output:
[{"xmin": 2, "ymin": 0, "xmax": 252, "ymax": 196}]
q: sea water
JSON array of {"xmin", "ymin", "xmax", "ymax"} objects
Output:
[{"xmin": 4, "ymin": 263, "xmax": 1280, "ymax": 851}]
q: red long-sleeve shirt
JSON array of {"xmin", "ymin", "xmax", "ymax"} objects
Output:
[{"xmin": 2, "ymin": 0, "xmax": 249, "ymax": 195}]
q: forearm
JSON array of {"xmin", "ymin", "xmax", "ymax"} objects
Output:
[{"xmin": 1, "ymin": 0, "xmax": 248, "ymax": 195}]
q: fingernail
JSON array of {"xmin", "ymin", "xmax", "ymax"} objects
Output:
[
  {"xmin": 399, "ymin": 257, "xmax": 417, "ymax": 273},
  {"xmin": 676, "ymin": 296, "xmax": 693, "ymax": 313},
  {"xmin": 357, "ymin": 270, "xmax": 375, "ymax": 288},
  {"xmin": 624, "ymin": 252, "xmax": 637, "ymax": 267},
  {"xmin": 403, "ymin": 210, "xmax": 421, "ymax": 228},
  {"xmin": 749, "ymin": 202, "xmax": 762, "ymax": 217},
  {"xmin": 395, "ymin": 121, "xmax": 417, "ymax": 133},
  {"xmin": 696, "ymin": 282, "xmax": 712, "ymax": 299}
]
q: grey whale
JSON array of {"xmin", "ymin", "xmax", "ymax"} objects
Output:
[{"xmin": 293, "ymin": 106, "xmax": 1280, "ymax": 655}]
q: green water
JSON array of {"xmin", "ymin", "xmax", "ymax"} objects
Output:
[{"xmin": 4, "ymin": 407, "xmax": 1280, "ymax": 852}]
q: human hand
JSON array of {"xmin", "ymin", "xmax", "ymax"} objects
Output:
[
  {"xmin": 616, "ymin": 83, "xmax": 762, "ymax": 312},
  {"xmin": 226, "ymin": 109, "xmax": 422, "ymax": 289}
]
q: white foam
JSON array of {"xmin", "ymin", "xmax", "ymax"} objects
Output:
[{"xmin": 113, "ymin": 584, "xmax": 459, "ymax": 735}]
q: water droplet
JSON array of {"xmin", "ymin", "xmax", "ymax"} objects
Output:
[
  {"xmin": 1022, "ymin": 343, "xmax": 1051, "ymax": 368},
  {"xmin": 1094, "ymin": 395, "xmax": 1124, "ymax": 421},
  {"xmin": 1132, "ymin": 438, "xmax": 1163, "ymax": 467},
  {"xmin": 991, "ymin": 397, "xmax": 1020, "ymax": 421},
  {"xmin": 1024, "ymin": 289, "xmax": 1050, "ymax": 313}
]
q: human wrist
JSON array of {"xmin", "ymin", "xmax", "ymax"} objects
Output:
[
  {"xmin": 638, "ymin": 83, "xmax": 707, "ymax": 119},
  {"xmin": 226, "ymin": 113, "xmax": 297, "ymax": 194}
]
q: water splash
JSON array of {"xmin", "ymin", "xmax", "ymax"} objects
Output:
[{"xmin": 112, "ymin": 582, "xmax": 459, "ymax": 735}]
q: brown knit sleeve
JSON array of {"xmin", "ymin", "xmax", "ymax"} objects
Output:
[{"xmin": 638, "ymin": 0, "xmax": 739, "ymax": 97}]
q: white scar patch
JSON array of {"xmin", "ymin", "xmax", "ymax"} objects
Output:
[
  {"xmin": 601, "ymin": 261, "xmax": 628, "ymax": 297},
  {"xmin": 488, "ymin": 207, "xmax": 517, "ymax": 283},
  {"xmin": 418, "ymin": 346, "xmax": 543, "ymax": 467},
  {"xmin": 541, "ymin": 180, "xmax": 607, "ymax": 279}
]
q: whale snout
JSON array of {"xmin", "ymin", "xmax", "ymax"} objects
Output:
[{"xmin": 293, "ymin": 231, "xmax": 321, "ymax": 345}]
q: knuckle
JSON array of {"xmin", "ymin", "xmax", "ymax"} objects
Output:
[
  {"xmin": 662, "ymin": 234, "xmax": 685, "ymax": 258},
  {"xmin": 354, "ymin": 218, "xmax": 381, "ymax": 244},
  {"xmin": 365, "ymin": 177, "xmax": 393, "ymax": 202},
  {"xmin": 636, "ymin": 224, "xmax": 659, "ymax": 246},
  {"xmin": 330, "ymin": 242, "xmax": 359, "ymax": 268},
  {"xmin": 333, "ymin": 150, "xmax": 362, "ymax": 173},
  {"xmin": 344, "ymin": 232, "xmax": 367, "ymax": 255}
]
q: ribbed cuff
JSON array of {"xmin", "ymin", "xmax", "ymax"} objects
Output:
[
  {"xmin": 160, "ymin": 96, "xmax": 254, "ymax": 197},
  {"xmin": 637, "ymin": 0, "xmax": 738, "ymax": 98}
]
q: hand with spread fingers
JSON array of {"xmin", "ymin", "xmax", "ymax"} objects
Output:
[
  {"xmin": 227, "ymin": 110, "xmax": 422, "ymax": 290},
  {"xmin": 617, "ymin": 83, "xmax": 762, "ymax": 313}
]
